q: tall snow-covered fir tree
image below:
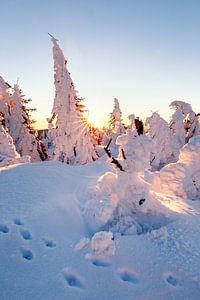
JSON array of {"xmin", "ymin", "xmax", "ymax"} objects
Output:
[
  {"xmin": 8, "ymin": 83, "xmax": 47, "ymax": 162},
  {"xmin": 48, "ymin": 36, "xmax": 97, "ymax": 164}
]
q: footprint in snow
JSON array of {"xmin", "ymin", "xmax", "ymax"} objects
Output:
[
  {"xmin": 118, "ymin": 268, "xmax": 140, "ymax": 284},
  {"xmin": 63, "ymin": 269, "xmax": 85, "ymax": 289},
  {"xmin": 43, "ymin": 238, "xmax": 56, "ymax": 248},
  {"xmin": 164, "ymin": 273, "xmax": 178, "ymax": 287},
  {"xmin": 14, "ymin": 218, "xmax": 24, "ymax": 226},
  {"xmin": 92, "ymin": 259, "xmax": 110, "ymax": 267},
  {"xmin": 21, "ymin": 248, "xmax": 33, "ymax": 261},
  {"xmin": 0, "ymin": 224, "xmax": 9, "ymax": 234},
  {"xmin": 20, "ymin": 229, "xmax": 32, "ymax": 240}
]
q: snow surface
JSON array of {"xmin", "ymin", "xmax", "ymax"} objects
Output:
[{"xmin": 1, "ymin": 159, "xmax": 200, "ymax": 300}]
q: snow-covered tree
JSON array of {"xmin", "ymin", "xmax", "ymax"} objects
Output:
[
  {"xmin": 0, "ymin": 76, "xmax": 12, "ymax": 127},
  {"xmin": 169, "ymin": 102, "xmax": 186, "ymax": 156},
  {"xmin": 145, "ymin": 112, "xmax": 176, "ymax": 169},
  {"xmin": 127, "ymin": 114, "xmax": 136, "ymax": 131},
  {"xmin": 108, "ymin": 98, "xmax": 125, "ymax": 139},
  {"xmin": 128, "ymin": 114, "xmax": 144, "ymax": 135},
  {"xmin": 170, "ymin": 100, "xmax": 192, "ymax": 116},
  {"xmin": 0, "ymin": 112, "xmax": 30, "ymax": 167},
  {"xmin": 9, "ymin": 84, "xmax": 47, "ymax": 162},
  {"xmin": 49, "ymin": 36, "xmax": 97, "ymax": 164},
  {"xmin": 152, "ymin": 135, "xmax": 200, "ymax": 200},
  {"xmin": 170, "ymin": 100, "xmax": 200, "ymax": 143},
  {"xmin": 184, "ymin": 111, "xmax": 200, "ymax": 142},
  {"xmin": 84, "ymin": 125, "xmax": 159, "ymax": 235}
]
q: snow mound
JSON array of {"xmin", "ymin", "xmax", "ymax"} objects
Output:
[{"xmin": 91, "ymin": 231, "xmax": 115, "ymax": 256}]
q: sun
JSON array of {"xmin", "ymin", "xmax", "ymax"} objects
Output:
[{"xmin": 87, "ymin": 114, "xmax": 101, "ymax": 128}]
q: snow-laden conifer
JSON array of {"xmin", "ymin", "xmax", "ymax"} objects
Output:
[
  {"xmin": 0, "ymin": 76, "xmax": 12, "ymax": 127},
  {"xmin": 9, "ymin": 84, "xmax": 47, "ymax": 162},
  {"xmin": 0, "ymin": 112, "xmax": 30, "ymax": 167},
  {"xmin": 145, "ymin": 112, "xmax": 176, "ymax": 169},
  {"xmin": 84, "ymin": 125, "xmax": 160, "ymax": 235},
  {"xmin": 49, "ymin": 36, "xmax": 97, "ymax": 164},
  {"xmin": 107, "ymin": 98, "xmax": 125, "ymax": 141}
]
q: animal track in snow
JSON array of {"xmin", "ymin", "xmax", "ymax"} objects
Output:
[
  {"xmin": 92, "ymin": 259, "xmax": 110, "ymax": 267},
  {"xmin": 21, "ymin": 248, "xmax": 33, "ymax": 261},
  {"xmin": 164, "ymin": 273, "xmax": 178, "ymax": 287},
  {"xmin": 118, "ymin": 269, "xmax": 140, "ymax": 284},
  {"xmin": 14, "ymin": 218, "xmax": 24, "ymax": 226},
  {"xmin": 20, "ymin": 229, "xmax": 32, "ymax": 240},
  {"xmin": 63, "ymin": 269, "xmax": 85, "ymax": 289},
  {"xmin": 0, "ymin": 224, "xmax": 9, "ymax": 234},
  {"xmin": 43, "ymin": 239, "xmax": 56, "ymax": 248}
]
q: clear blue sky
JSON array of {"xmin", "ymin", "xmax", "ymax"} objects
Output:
[{"xmin": 0, "ymin": 0, "xmax": 200, "ymax": 128}]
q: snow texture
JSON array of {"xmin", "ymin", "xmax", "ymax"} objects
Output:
[{"xmin": 1, "ymin": 160, "xmax": 200, "ymax": 300}]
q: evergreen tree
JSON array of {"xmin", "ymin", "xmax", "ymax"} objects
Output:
[
  {"xmin": 9, "ymin": 83, "xmax": 47, "ymax": 162},
  {"xmin": 0, "ymin": 112, "xmax": 30, "ymax": 167},
  {"xmin": 184, "ymin": 111, "xmax": 200, "ymax": 142},
  {"xmin": 169, "ymin": 102, "xmax": 185, "ymax": 148},
  {"xmin": 108, "ymin": 98, "xmax": 125, "ymax": 137},
  {"xmin": 145, "ymin": 112, "xmax": 176, "ymax": 169},
  {"xmin": 84, "ymin": 125, "xmax": 157, "ymax": 234},
  {"xmin": 170, "ymin": 100, "xmax": 200, "ymax": 143},
  {"xmin": 0, "ymin": 76, "xmax": 12, "ymax": 127},
  {"xmin": 49, "ymin": 36, "xmax": 97, "ymax": 164}
]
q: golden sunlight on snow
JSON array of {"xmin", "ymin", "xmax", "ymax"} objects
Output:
[{"xmin": 155, "ymin": 192, "xmax": 197, "ymax": 215}]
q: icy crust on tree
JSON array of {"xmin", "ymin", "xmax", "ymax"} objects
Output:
[
  {"xmin": 49, "ymin": 37, "xmax": 97, "ymax": 165},
  {"xmin": 84, "ymin": 128, "xmax": 166, "ymax": 235},
  {"xmin": 145, "ymin": 112, "xmax": 177, "ymax": 169},
  {"xmin": 0, "ymin": 114, "xmax": 30, "ymax": 167},
  {"xmin": 151, "ymin": 136, "xmax": 200, "ymax": 200}
]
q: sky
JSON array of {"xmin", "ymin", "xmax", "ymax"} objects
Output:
[{"xmin": 0, "ymin": 0, "xmax": 200, "ymax": 128}]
